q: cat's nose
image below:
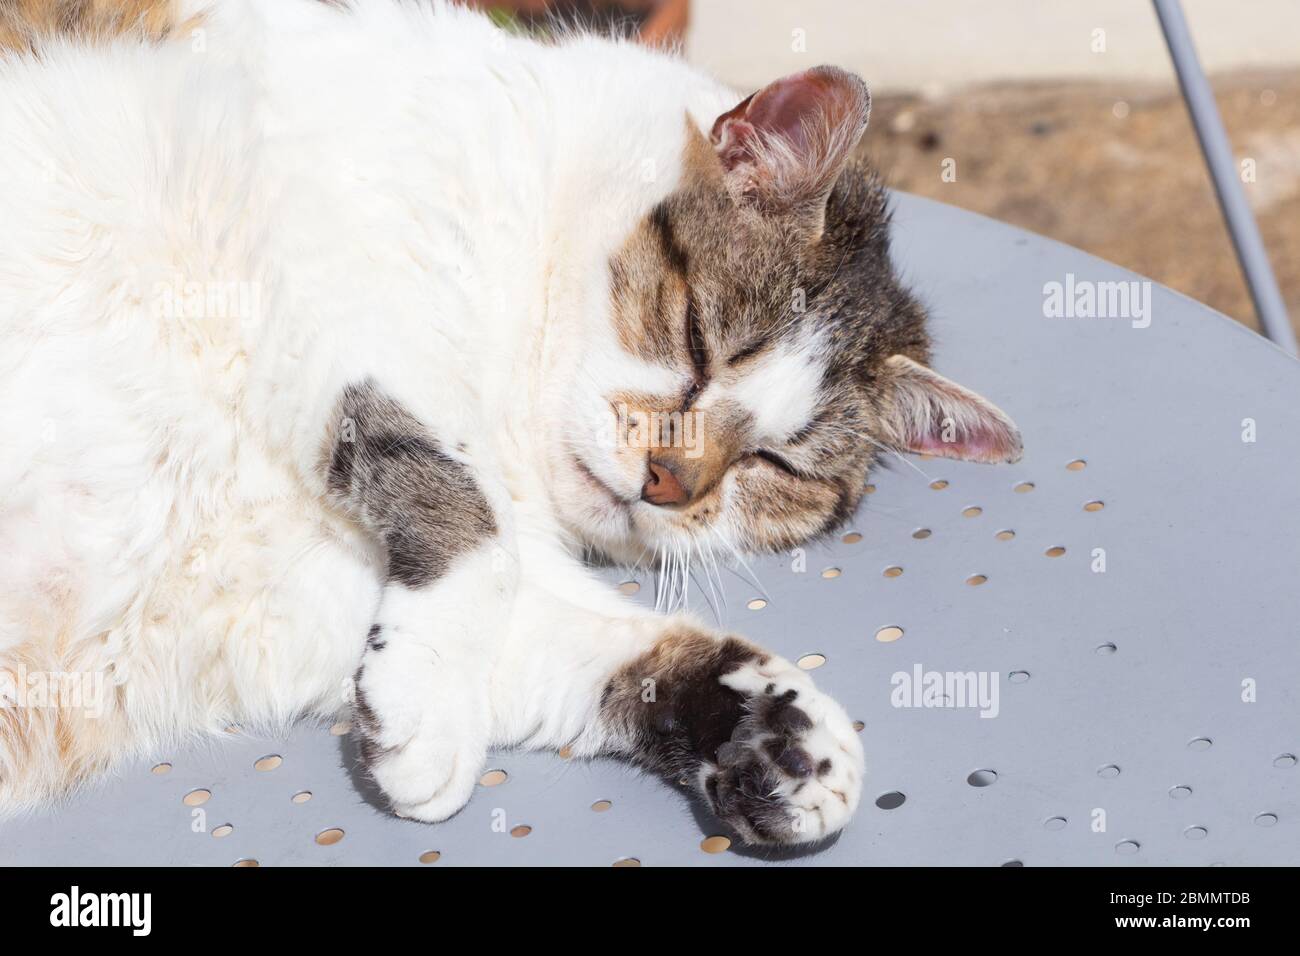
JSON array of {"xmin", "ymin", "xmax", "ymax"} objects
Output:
[{"xmin": 642, "ymin": 460, "xmax": 688, "ymax": 506}]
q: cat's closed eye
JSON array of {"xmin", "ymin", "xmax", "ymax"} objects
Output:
[
  {"xmin": 726, "ymin": 341, "xmax": 766, "ymax": 367},
  {"xmin": 750, "ymin": 449, "xmax": 804, "ymax": 478}
]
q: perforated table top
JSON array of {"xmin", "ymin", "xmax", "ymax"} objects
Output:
[{"xmin": 4, "ymin": 193, "xmax": 1298, "ymax": 867}]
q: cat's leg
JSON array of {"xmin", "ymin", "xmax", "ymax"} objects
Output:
[
  {"xmin": 324, "ymin": 381, "xmax": 517, "ymax": 821},
  {"xmin": 490, "ymin": 541, "xmax": 863, "ymax": 845}
]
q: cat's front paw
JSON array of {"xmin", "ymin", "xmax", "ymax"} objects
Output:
[
  {"xmin": 351, "ymin": 630, "xmax": 488, "ymax": 822},
  {"xmin": 607, "ymin": 629, "xmax": 863, "ymax": 846},
  {"xmin": 700, "ymin": 656, "xmax": 863, "ymax": 845}
]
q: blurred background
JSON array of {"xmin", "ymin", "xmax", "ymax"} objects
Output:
[{"xmin": 476, "ymin": 0, "xmax": 1300, "ymax": 339}]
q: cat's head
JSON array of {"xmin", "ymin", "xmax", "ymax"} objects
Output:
[{"xmin": 549, "ymin": 66, "xmax": 1021, "ymax": 565}]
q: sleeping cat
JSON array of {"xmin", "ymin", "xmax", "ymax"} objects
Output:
[{"xmin": 0, "ymin": 0, "xmax": 1021, "ymax": 845}]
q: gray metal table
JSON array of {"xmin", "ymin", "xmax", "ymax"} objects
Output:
[{"xmin": 4, "ymin": 193, "xmax": 1297, "ymax": 866}]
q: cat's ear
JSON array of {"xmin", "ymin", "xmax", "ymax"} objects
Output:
[
  {"xmin": 710, "ymin": 65, "xmax": 870, "ymax": 230},
  {"xmin": 879, "ymin": 355, "xmax": 1023, "ymax": 464}
]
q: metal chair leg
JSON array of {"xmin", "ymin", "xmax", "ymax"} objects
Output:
[{"xmin": 1153, "ymin": 0, "xmax": 1297, "ymax": 356}]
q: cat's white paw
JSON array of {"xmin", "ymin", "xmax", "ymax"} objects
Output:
[
  {"xmin": 704, "ymin": 656, "xmax": 864, "ymax": 845},
  {"xmin": 351, "ymin": 634, "xmax": 488, "ymax": 822}
]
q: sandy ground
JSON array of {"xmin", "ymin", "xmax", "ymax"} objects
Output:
[{"xmin": 860, "ymin": 70, "xmax": 1300, "ymax": 338}]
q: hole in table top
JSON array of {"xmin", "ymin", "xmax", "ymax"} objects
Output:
[
  {"xmin": 315, "ymin": 828, "xmax": 345, "ymax": 846},
  {"xmin": 1254, "ymin": 813, "xmax": 1278, "ymax": 827},
  {"xmin": 1083, "ymin": 500, "xmax": 1105, "ymax": 512},
  {"xmin": 1169, "ymin": 785, "xmax": 1193, "ymax": 800},
  {"xmin": 1009, "ymin": 670, "xmax": 1031, "ymax": 683},
  {"xmin": 254, "ymin": 754, "xmax": 282, "ymax": 772},
  {"xmin": 591, "ymin": 800, "xmax": 613, "ymax": 812},
  {"xmin": 797, "ymin": 653, "xmax": 826, "ymax": 670},
  {"xmin": 912, "ymin": 528, "xmax": 932, "ymax": 539},
  {"xmin": 821, "ymin": 567, "xmax": 841, "ymax": 579},
  {"xmin": 1013, "ymin": 481, "xmax": 1035, "ymax": 494},
  {"xmin": 875, "ymin": 791, "xmax": 906, "ymax": 810},
  {"xmin": 852, "ymin": 720, "xmax": 865, "ymax": 732},
  {"xmin": 1183, "ymin": 826, "xmax": 1208, "ymax": 841},
  {"xmin": 1097, "ymin": 764, "xmax": 1121, "ymax": 779},
  {"xmin": 962, "ymin": 506, "xmax": 982, "ymax": 517},
  {"xmin": 151, "ymin": 762, "xmax": 172, "ymax": 775},
  {"xmin": 1043, "ymin": 816, "xmax": 1067, "ymax": 831},
  {"xmin": 1001, "ymin": 860, "xmax": 1024, "ymax": 867},
  {"xmin": 1115, "ymin": 840, "xmax": 1140, "ymax": 856},
  {"xmin": 1066, "ymin": 459, "xmax": 1087, "ymax": 471},
  {"xmin": 700, "ymin": 835, "xmax": 731, "ymax": 853},
  {"xmin": 1187, "ymin": 737, "xmax": 1213, "ymax": 752},
  {"xmin": 232, "ymin": 859, "xmax": 259, "ymax": 868},
  {"xmin": 1044, "ymin": 546, "xmax": 1066, "ymax": 558},
  {"xmin": 966, "ymin": 574, "xmax": 988, "ymax": 586},
  {"xmin": 1274, "ymin": 753, "xmax": 1298, "ymax": 768},
  {"xmin": 419, "ymin": 850, "xmax": 442, "ymax": 864},
  {"xmin": 291, "ymin": 791, "xmax": 312, "ymax": 804},
  {"xmin": 842, "ymin": 531, "xmax": 862, "ymax": 544},
  {"xmin": 883, "ymin": 566, "xmax": 903, "ymax": 578},
  {"xmin": 479, "ymin": 769, "xmax": 508, "ymax": 787},
  {"xmin": 929, "ymin": 479, "xmax": 949, "ymax": 490},
  {"xmin": 612, "ymin": 857, "xmax": 642, "ymax": 867},
  {"xmin": 329, "ymin": 721, "xmax": 350, "ymax": 736},
  {"xmin": 875, "ymin": 625, "xmax": 904, "ymax": 643},
  {"xmin": 747, "ymin": 598, "xmax": 767, "ymax": 611},
  {"xmin": 183, "ymin": 789, "xmax": 210, "ymax": 807},
  {"xmin": 967, "ymin": 769, "xmax": 998, "ymax": 787},
  {"xmin": 995, "ymin": 529, "xmax": 1015, "ymax": 541},
  {"xmin": 510, "ymin": 825, "xmax": 532, "ymax": 838},
  {"xmin": 1095, "ymin": 642, "xmax": 1117, "ymax": 655},
  {"xmin": 864, "ymin": 483, "xmax": 877, "ymax": 494},
  {"xmin": 212, "ymin": 824, "xmax": 233, "ymax": 839},
  {"xmin": 617, "ymin": 581, "xmax": 640, "ymax": 595}
]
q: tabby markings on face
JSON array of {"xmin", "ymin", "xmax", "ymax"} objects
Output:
[{"xmin": 566, "ymin": 70, "xmax": 1022, "ymax": 560}]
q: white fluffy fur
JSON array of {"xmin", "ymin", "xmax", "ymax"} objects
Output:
[
  {"xmin": 724, "ymin": 332, "xmax": 827, "ymax": 443},
  {"xmin": 0, "ymin": 0, "xmax": 862, "ymax": 839}
]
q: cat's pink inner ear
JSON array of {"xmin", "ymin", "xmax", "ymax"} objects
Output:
[
  {"xmin": 709, "ymin": 65, "xmax": 870, "ymax": 212},
  {"xmin": 882, "ymin": 355, "xmax": 1023, "ymax": 464}
]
